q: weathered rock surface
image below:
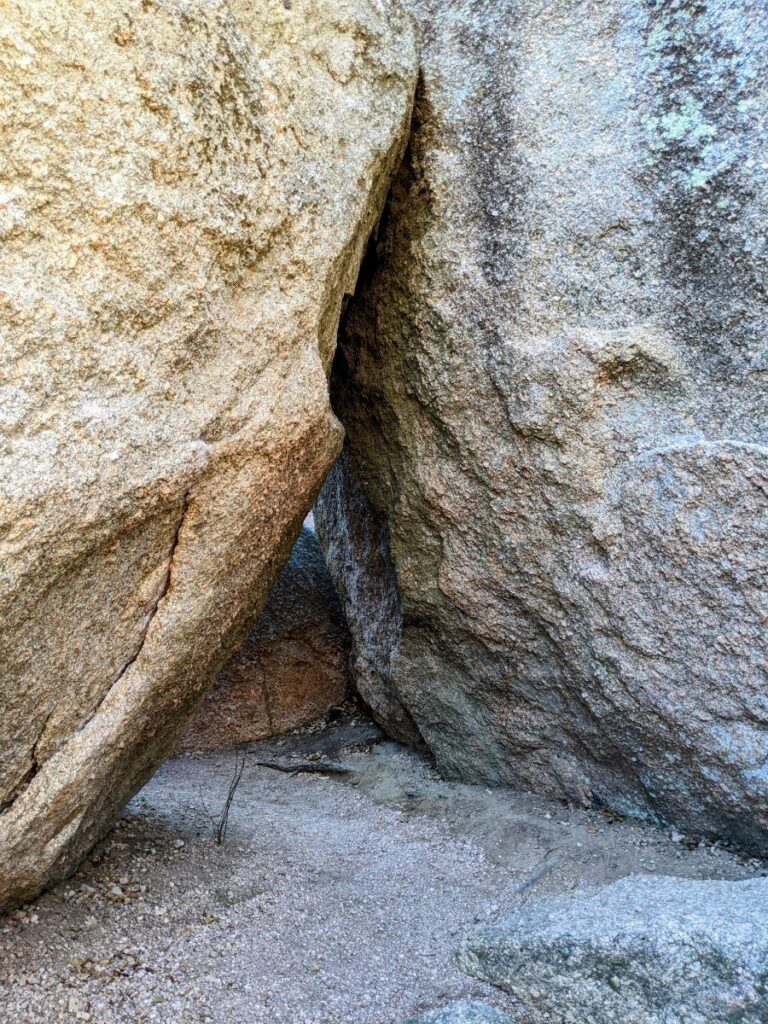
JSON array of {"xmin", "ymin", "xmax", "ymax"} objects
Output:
[
  {"xmin": 317, "ymin": 448, "xmax": 423, "ymax": 746},
  {"xmin": 181, "ymin": 528, "xmax": 350, "ymax": 752},
  {"xmin": 458, "ymin": 874, "xmax": 768, "ymax": 1023},
  {"xmin": 318, "ymin": 0, "xmax": 768, "ymax": 848},
  {"xmin": 404, "ymin": 1001, "xmax": 513, "ymax": 1024},
  {"xmin": 0, "ymin": 0, "xmax": 417, "ymax": 910}
]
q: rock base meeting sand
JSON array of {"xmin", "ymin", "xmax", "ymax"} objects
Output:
[{"xmin": 0, "ymin": 719, "xmax": 762, "ymax": 1024}]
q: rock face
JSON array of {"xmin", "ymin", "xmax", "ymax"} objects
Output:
[
  {"xmin": 181, "ymin": 528, "xmax": 350, "ymax": 752},
  {"xmin": 316, "ymin": 448, "xmax": 423, "ymax": 746},
  {"xmin": 0, "ymin": 0, "xmax": 417, "ymax": 910},
  {"xmin": 404, "ymin": 1001, "xmax": 513, "ymax": 1024},
  {"xmin": 317, "ymin": 0, "xmax": 768, "ymax": 848},
  {"xmin": 458, "ymin": 875, "xmax": 768, "ymax": 1023}
]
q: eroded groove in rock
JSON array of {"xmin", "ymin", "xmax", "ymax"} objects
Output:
[{"xmin": 317, "ymin": 0, "xmax": 768, "ymax": 851}]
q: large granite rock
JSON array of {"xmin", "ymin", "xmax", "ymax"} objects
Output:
[
  {"xmin": 0, "ymin": 0, "xmax": 417, "ymax": 910},
  {"xmin": 458, "ymin": 875, "xmax": 768, "ymax": 1023},
  {"xmin": 317, "ymin": 0, "xmax": 768, "ymax": 848},
  {"xmin": 181, "ymin": 528, "xmax": 350, "ymax": 751}
]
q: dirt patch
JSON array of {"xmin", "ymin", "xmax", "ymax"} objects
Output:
[{"xmin": 1, "ymin": 718, "xmax": 763, "ymax": 1024}]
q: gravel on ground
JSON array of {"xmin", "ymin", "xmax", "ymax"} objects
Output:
[{"xmin": 1, "ymin": 717, "xmax": 763, "ymax": 1024}]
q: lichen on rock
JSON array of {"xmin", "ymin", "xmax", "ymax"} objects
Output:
[{"xmin": 317, "ymin": 0, "xmax": 768, "ymax": 849}]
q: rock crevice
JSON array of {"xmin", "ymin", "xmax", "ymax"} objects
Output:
[{"xmin": 103, "ymin": 491, "xmax": 192, "ymax": 721}]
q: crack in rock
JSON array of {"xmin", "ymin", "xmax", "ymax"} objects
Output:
[
  {"xmin": 2, "ymin": 492, "xmax": 192, "ymax": 814},
  {"xmin": 106, "ymin": 490, "xmax": 192, "ymax": 694}
]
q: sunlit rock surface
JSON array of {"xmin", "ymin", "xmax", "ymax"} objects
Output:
[{"xmin": 0, "ymin": 0, "xmax": 417, "ymax": 910}]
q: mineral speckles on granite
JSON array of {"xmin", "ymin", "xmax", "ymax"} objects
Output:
[
  {"xmin": 458, "ymin": 874, "xmax": 768, "ymax": 1024},
  {"xmin": 318, "ymin": 0, "xmax": 768, "ymax": 849},
  {"xmin": 404, "ymin": 1001, "xmax": 515, "ymax": 1023},
  {"xmin": 0, "ymin": 0, "xmax": 418, "ymax": 911}
]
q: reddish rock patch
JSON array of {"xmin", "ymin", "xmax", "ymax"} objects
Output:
[{"xmin": 181, "ymin": 529, "xmax": 350, "ymax": 752}]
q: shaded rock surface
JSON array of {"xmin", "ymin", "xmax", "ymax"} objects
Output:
[
  {"xmin": 404, "ymin": 1001, "xmax": 514, "ymax": 1023},
  {"xmin": 317, "ymin": 0, "xmax": 768, "ymax": 848},
  {"xmin": 0, "ymin": 0, "xmax": 417, "ymax": 910},
  {"xmin": 181, "ymin": 528, "xmax": 350, "ymax": 752},
  {"xmin": 458, "ymin": 874, "xmax": 768, "ymax": 1024},
  {"xmin": 317, "ymin": 448, "xmax": 423, "ymax": 746}
]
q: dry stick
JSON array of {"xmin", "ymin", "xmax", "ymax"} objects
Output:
[
  {"xmin": 252, "ymin": 758, "xmax": 353, "ymax": 776},
  {"xmin": 198, "ymin": 786, "xmax": 218, "ymax": 834},
  {"xmin": 211, "ymin": 755, "xmax": 351, "ymax": 844},
  {"xmin": 215, "ymin": 748, "xmax": 248, "ymax": 845},
  {"xmin": 516, "ymin": 857, "xmax": 559, "ymax": 896}
]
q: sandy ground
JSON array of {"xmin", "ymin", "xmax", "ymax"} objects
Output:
[{"xmin": 1, "ymin": 717, "xmax": 763, "ymax": 1024}]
